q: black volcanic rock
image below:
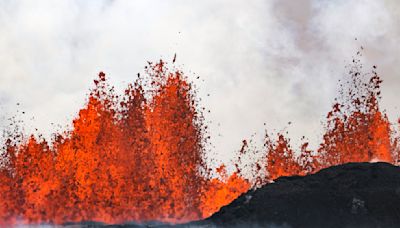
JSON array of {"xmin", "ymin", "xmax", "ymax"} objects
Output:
[{"xmin": 194, "ymin": 162, "xmax": 400, "ymax": 228}]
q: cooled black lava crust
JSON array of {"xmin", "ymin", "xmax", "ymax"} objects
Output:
[{"xmin": 198, "ymin": 162, "xmax": 400, "ymax": 228}]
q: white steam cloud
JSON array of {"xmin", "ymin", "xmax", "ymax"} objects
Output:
[{"xmin": 0, "ymin": 0, "xmax": 399, "ymax": 165}]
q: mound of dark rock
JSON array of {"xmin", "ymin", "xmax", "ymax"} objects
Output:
[{"xmin": 196, "ymin": 162, "xmax": 400, "ymax": 228}]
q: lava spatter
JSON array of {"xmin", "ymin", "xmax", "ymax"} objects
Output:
[
  {"xmin": 0, "ymin": 55, "xmax": 399, "ymax": 225},
  {"xmin": 0, "ymin": 60, "xmax": 248, "ymax": 225}
]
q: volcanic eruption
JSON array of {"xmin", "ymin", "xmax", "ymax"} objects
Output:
[
  {"xmin": 0, "ymin": 51, "xmax": 399, "ymax": 226},
  {"xmin": 0, "ymin": 60, "xmax": 250, "ymax": 225}
]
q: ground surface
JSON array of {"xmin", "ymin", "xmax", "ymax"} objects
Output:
[{"xmin": 192, "ymin": 162, "xmax": 400, "ymax": 227}]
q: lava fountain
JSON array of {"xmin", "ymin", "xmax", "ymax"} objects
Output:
[
  {"xmin": 0, "ymin": 53, "xmax": 399, "ymax": 225},
  {"xmin": 237, "ymin": 52, "xmax": 399, "ymax": 185},
  {"xmin": 0, "ymin": 61, "xmax": 249, "ymax": 225}
]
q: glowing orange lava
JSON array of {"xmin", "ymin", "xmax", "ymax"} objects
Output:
[
  {"xmin": 0, "ymin": 61, "xmax": 249, "ymax": 225},
  {"xmin": 241, "ymin": 55, "xmax": 399, "ymax": 185},
  {"xmin": 0, "ymin": 55, "xmax": 399, "ymax": 225}
]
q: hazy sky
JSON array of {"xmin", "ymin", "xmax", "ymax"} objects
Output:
[{"xmin": 0, "ymin": 0, "xmax": 399, "ymax": 164}]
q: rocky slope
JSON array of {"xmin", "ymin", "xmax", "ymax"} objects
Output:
[{"xmin": 197, "ymin": 162, "xmax": 400, "ymax": 227}]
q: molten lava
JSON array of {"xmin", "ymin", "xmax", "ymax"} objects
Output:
[
  {"xmin": 0, "ymin": 55, "xmax": 399, "ymax": 225},
  {"xmin": 0, "ymin": 61, "xmax": 248, "ymax": 225},
  {"xmin": 247, "ymin": 56, "xmax": 399, "ymax": 185}
]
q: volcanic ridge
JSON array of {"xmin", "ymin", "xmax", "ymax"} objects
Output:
[{"xmin": 196, "ymin": 162, "xmax": 400, "ymax": 228}]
